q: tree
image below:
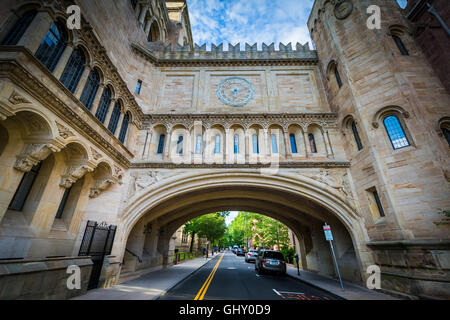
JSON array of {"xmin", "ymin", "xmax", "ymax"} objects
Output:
[{"xmin": 184, "ymin": 213, "xmax": 228, "ymax": 251}]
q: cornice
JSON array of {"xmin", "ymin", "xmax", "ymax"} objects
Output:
[
  {"xmin": 131, "ymin": 161, "xmax": 351, "ymax": 169},
  {"xmin": 0, "ymin": 52, "xmax": 133, "ymax": 168}
]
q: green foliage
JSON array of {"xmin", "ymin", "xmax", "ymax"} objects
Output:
[
  {"xmin": 185, "ymin": 213, "xmax": 227, "ymax": 248},
  {"xmin": 434, "ymin": 208, "xmax": 450, "ymax": 226},
  {"xmin": 281, "ymin": 247, "xmax": 296, "ymax": 264}
]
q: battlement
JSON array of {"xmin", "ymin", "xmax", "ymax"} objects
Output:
[{"xmin": 138, "ymin": 41, "xmax": 318, "ymax": 61}]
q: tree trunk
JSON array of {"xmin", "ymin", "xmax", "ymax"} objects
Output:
[{"xmin": 189, "ymin": 231, "xmax": 195, "ymax": 253}]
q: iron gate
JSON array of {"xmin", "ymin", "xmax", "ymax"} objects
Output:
[{"xmin": 79, "ymin": 221, "xmax": 117, "ymax": 290}]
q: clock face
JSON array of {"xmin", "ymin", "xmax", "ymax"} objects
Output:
[{"xmin": 216, "ymin": 77, "xmax": 255, "ymax": 107}]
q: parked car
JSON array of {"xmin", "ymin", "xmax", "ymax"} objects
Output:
[
  {"xmin": 236, "ymin": 248, "xmax": 245, "ymax": 256},
  {"xmin": 245, "ymin": 250, "xmax": 258, "ymax": 263},
  {"xmin": 255, "ymin": 250, "xmax": 286, "ymax": 275},
  {"xmin": 232, "ymin": 245, "xmax": 239, "ymax": 254}
]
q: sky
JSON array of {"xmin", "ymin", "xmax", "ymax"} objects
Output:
[
  {"xmin": 186, "ymin": 0, "xmax": 314, "ymax": 50},
  {"xmin": 226, "ymin": 211, "xmax": 238, "ymax": 226}
]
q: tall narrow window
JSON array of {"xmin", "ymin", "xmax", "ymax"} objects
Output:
[
  {"xmin": 8, "ymin": 162, "xmax": 42, "ymax": 211},
  {"xmin": 118, "ymin": 113, "xmax": 130, "ymax": 144},
  {"xmin": 234, "ymin": 134, "xmax": 239, "ymax": 154},
  {"xmin": 351, "ymin": 121, "xmax": 363, "ymax": 151},
  {"xmin": 308, "ymin": 134, "xmax": 317, "ymax": 153},
  {"xmin": 442, "ymin": 127, "xmax": 450, "ymax": 146},
  {"xmin": 252, "ymin": 134, "xmax": 259, "ymax": 154},
  {"xmin": 290, "ymin": 134, "xmax": 298, "ymax": 154},
  {"xmin": 334, "ymin": 66, "xmax": 343, "ymax": 88},
  {"xmin": 95, "ymin": 87, "xmax": 112, "ymax": 123},
  {"xmin": 271, "ymin": 134, "xmax": 278, "ymax": 154},
  {"xmin": 195, "ymin": 135, "xmax": 202, "ymax": 154},
  {"xmin": 383, "ymin": 115, "xmax": 410, "ymax": 149},
  {"xmin": 108, "ymin": 101, "xmax": 121, "ymax": 134},
  {"xmin": 392, "ymin": 35, "xmax": 409, "ymax": 56},
  {"xmin": 372, "ymin": 190, "xmax": 386, "ymax": 217},
  {"xmin": 55, "ymin": 186, "xmax": 72, "ymax": 219},
  {"xmin": 135, "ymin": 80, "xmax": 142, "ymax": 95},
  {"xmin": 177, "ymin": 135, "xmax": 183, "ymax": 154},
  {"xmin": 60, "ymin": 47, "xmax": 86, "ymax": 93},
  {"xmin": 1, "ymin": 10, "xmax": 37, "ymax": 45},
  {"xmin": 80, "ymin": 69, "xmax": 100, "ymax": 110},
  {"xmin": 214, "ymin": 135, "xmax": 221, "ymax": 154},
  {"xmin": 157, "ymin": 134, "xmax": 165, "ymax": 154},
  {"xmin": 35, "ymin": 21, "xmax": 68, "ymax": 72}
]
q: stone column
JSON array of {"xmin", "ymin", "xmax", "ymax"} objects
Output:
[
  {"xmin": 324, "ymin": 129, "xmax": 334, "ymax": 158},
  {"xmin": 90, "ymin": 84, "xmax": 105, "ymax": 115},
  {"xmin": 185, "ymin": 130, "xmax": 191, "ymax": 164},
  {"xmin": 74, "ymin": 66, "xmax": 91, "ymax": 99},
  {"xmin": 17, "ymin": 11, "xmax": 53, "ymax": 54},
  {"xmin": 163, "ymin": 127, "xmax": 172, "ymax": 162},
  {"xmin": 138, "ymin": 6, "xmax": 148, "ymax": 26},
  {"xmin": 244, "ymin": 129, "xmax": 250, "ymax": 163},
  {"xmin": 115, "ymin": 110, "xmax": 125, "ymax": 139},
  {"xmin": 103, "ymin": 99, "xmax": 117, "ymax": 127},
  {"xmin": 263, "ymin": 129, "xmax": 270, "ymax": 158},
  {"xmin": 225, "ymin": 128, "xmax": 233, "ymax": 164},
  {"xmin": 303, "ymin": 130, "xmax": 310, "ymax": 158},
  {"xmin": 284, "ymin": 131, "xmax": 292, "ymax": 159},
  {"xmin": 53, "ymin": 43, "xmax": 74, "ymax": 80}
]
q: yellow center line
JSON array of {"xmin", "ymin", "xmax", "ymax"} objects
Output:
[{"xmin": 194, "ymin": 253, "xmax": 225, "ymax": 300}]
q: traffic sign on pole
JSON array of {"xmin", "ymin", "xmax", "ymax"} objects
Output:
[{"xmin": 323, "ymin": 223, "xmax": 344, "ymax": 291}]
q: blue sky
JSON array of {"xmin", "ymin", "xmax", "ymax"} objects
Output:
[
  {"xmin": 186, "ymin": 0, "xmax": 314, "ymax": 50},
  {"xmin": 186, "ymin": 0, "xmax": 409, "ymax": 50}
]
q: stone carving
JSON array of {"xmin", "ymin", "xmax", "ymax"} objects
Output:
[
  {"xmin": 56, "ymin": 122, "xmax": 75, "ymax": 139},
  {"xmin": 89, "ymin": 178, "xmax": 115, "ymax": 198},
  {"xmin": 135, "ymin": 171, "xmax": 160, "ymax": 191},
  {"xmin": 90, "ymin": 147, "xmax": 103, "ymax": 160},
  {"xmin": 60, "ymin": 164, "xmax": 94, "ymax": 188},
  {"xmin": 217, "ymin": 77, "xmax": 255, "ymax": 107},
  {"xmin": 8, "ymin": 90, "xmax": 31, "ymax": 105},
  {"xmin": 302, "ymin": 170, "xmax": 353, "ymax": 202},
  {"xmin": 334, "ymin": 0, "xmax": 353, "ymax": 20},
  {"xmin": 14, "ymin": 143, "xmax": 60, "ymax": 172}
]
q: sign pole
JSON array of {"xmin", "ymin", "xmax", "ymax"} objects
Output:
[{"xmin": 323, "ymin": 223, "xmax": 344, "ymax": 291}]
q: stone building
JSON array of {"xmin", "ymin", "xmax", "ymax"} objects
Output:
[
  {"xmin": 173, "ymin": 224, "xmax": 207, "ymax": 254},
  {"xmin": 0, "ymin": 0, "xmax": 448, "ymax": 299}
]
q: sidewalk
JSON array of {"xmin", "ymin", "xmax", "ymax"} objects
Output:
[
  {"xmin": 286, "ymin": 265, "xmax": 398, "ymax": 300},
  {"xmin": 73, "ymin": 255, "xmax": 217, "ymax": 300}
]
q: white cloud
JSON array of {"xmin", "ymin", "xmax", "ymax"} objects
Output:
[{"xmin": 186, "ymin": 0, "xmax": 314, "ymax": 50}]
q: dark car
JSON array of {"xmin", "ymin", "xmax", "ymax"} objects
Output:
[
  {"xmin": 236, "ymin": 248, "xmax": 245, "ymax": 256},
  {"xmin": 245, "ymin": 250, "xmax": 258, "ymax": 263},
  {"xmin": 255, "ymin": 250, "xmax": 286, "ymax": 275}
]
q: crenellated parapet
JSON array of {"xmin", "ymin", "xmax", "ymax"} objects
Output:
[{"xmin": 133, "ymin": 41, "xmax": 317, "ymax": 65}]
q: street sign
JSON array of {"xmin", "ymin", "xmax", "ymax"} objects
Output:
[{"xmin": 323, "ymin": 225, "xmax": 333, "ymax": 241}]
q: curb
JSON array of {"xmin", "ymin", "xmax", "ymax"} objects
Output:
[
  {"xmin": 153, "ymin": 254, "xmax": 221, "ymax": 300},
  {"xmin": 286, "ymin": 272, "xmax": 348, "ymax": 300}
]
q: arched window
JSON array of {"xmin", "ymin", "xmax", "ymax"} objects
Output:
[
  {"xmin": 308, "ymin": 133, "xmax": 317, "ymax": 153},
  {"xmin": 290, "ymin": 134, "xmax": 298, "ymax": 154},
  {"xmin": 195, "ymin": 135, "xmax": 202, "ymax": 154},
  {"xmin": 108, "ymin": 101, "xmax": 122, "ymax": 134},
  {"xmin": 118, "ymin": 112, "xmax": 130, "ymax": 144},
  {"xmin": 252, "ymin": 134, "xmax": 259, "ymax": 154},
  {"xmin": 271, "ymin": 134, "xmax": 278, "ymax": 154},
  {"xmin": 234, "ymin": 134, "xmax": 239, "ymax": 154},
  {"xmin": 60, "ymin": 47, "xmax": 86, "ymax": 93},
  {"xmin": 214, "ymin": 135, "xmax": 221, "ymax": 154},
  {"xmin": 392, "ymin": 35, "xmax": 409, "ymax": 56},
  {"xmin": 35, "ymin": 21, "xmax": 68, "ymax": 72},
  {"xmin": 149, "ymin": 21, "xmax": 160, "ymax": 42},
  {"xmin": 351, "ymin": 121, "xmax": 364, "ymax": 151},
  {"xmin": 1, "ymin": 10, "xmax": 37, "ymax": 45},
  {"xmin": 176, "ymin": 135, "xmax": 183, "ymax": 154},
  {"xmin": 157, "ymin": 134, "xmax": 165, "ymax": 154},
  {"xmin": 8, "ymin": 162, "xmax": 42, "ymax": 211},
  {"xmin": 383, "ymin": 115, "xmax": 410, "ymax": 149},
  {"xmin": 95, "ymin": 87, "xmax": 112, "ymax": 123}
]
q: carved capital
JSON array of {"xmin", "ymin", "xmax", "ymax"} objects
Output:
[
  {"xmin": 13, "ymin": 143, "xmax": 57, "ymax": 172},
  {"xmin": 89, "ymin": 178, "xmax": 115, "ymax": 198},
  {"xmin": 60, "ymin": 164, "xmax": 94, "ymax": 188}
]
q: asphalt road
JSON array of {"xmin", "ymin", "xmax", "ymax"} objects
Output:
[{"xmin": 159, "ymin": 251, "xmax": 338, "ymax": 300}]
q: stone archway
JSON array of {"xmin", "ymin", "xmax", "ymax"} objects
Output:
[{"xmin": 113, "ymin": 170, "xmax": 374, "ymax": 284}]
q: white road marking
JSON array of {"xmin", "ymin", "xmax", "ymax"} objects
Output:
[
  {"xmin": 277, "ymin": 291, "xmax": 305, "ymax": 295},
  {"xmin": 272, "ymin": 289, "xmax": 282, "ymax": 297},
  {"xmin": 227, "ymin": 267, "xmax": 236, "ymax": 270}
]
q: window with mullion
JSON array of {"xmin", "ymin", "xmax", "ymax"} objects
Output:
[
  {"xmin": 95, "ymin": 87, "xmax": 112, "ymax": 123},
  {"xmin": 308, "ymin": 134, "xmax": 317, "ymax": 153},
  {"xmin": 252, "ymin": 134, "xmax": 259, "ymax": 154},
  {"xmin": 351, "ymin": 121, "xmax": 363, "ymax": 151},
  {"xmin": 157, "ymin": 134, "xmax": 165, "ymax": 154},
  {"xmin": 234, "ymin": 134, "xmax": 239, "ymax": 154},
  {"xmin": 80, "ymin": 69, "xmax": 100, "ymax": 110},
  {"xmin": 392, "ymin": 35, "xmax": 409, "ymax": 56},
  {"xmin": 8, "ymin": 162, "xmax": 42, "ymax": 211},
  {"xmin": 60, "ymin": 48, "xmax": 86, "ymax": 93},
  {"xmin": 383, "ymin": 115, "xmax": 410, "ymax": 150},
  {"xmin": 55, "ymin": 186, "xmax": 72, "ymax": 219},
  {"xmin": 289, "ymin": 134, "xmax": 298, "ymax": 154},
  {"xmin": 271, "ymin": 134, "xmax": 278, "ymax": 154},
  {"xmin": 35, "ymin": 22, "xmax": 68, "ymax": 72},
  {"xmin": 1, "ymin": 10, "xmax": 37, "ymax": 45},
  {"xmin": 108, "ymin": 102, "xmax": 122, "ymax": 134}
]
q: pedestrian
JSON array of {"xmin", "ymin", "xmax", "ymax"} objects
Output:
[
  {"xmin": 203, "ymin": 248, "xmax": 207, "ymax": 259},
  {"xmin": 294, "ymin": 253, "xmax": 300, "ymax": 276}
]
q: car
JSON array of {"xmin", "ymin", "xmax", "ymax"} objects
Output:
[
  {"xmin": 245, "ymin": 250, "xmax": 258, "ymax": 263},
  {"xmin": 255, "ymin": 250, "xmax": 286, "ymax": 275},
  {"xmin": 236, "ymin": 248, "xmax": 245, "ymax": 256},
  {"xmin": 232, "ymin": 245, "xmax": 239, "ymax": 254}
]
